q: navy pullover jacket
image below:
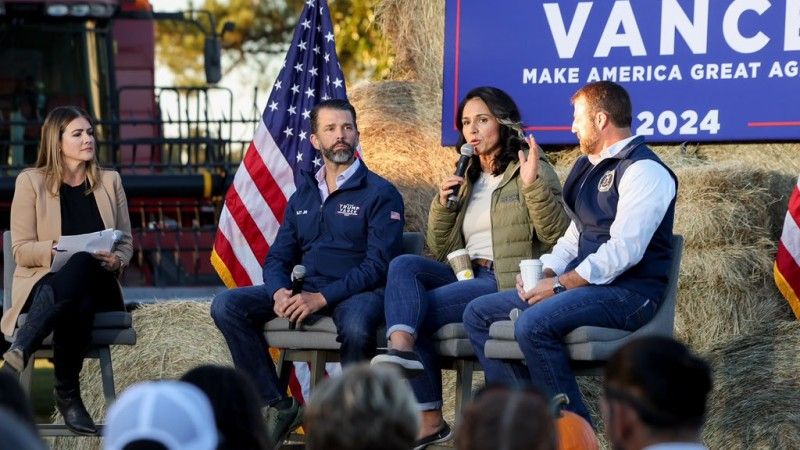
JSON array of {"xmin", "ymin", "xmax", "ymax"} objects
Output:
[{"xmin": 262, "ymin": 162, "xmax": 405, "ymax": 305}]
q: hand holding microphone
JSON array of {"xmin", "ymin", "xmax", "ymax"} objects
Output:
[
  {"xmin": 288, "ymin": 264, "xmax": 306, "ymax": 330},
  {"xmin": 443, "ymin": 143, "xmax": 474, "ymax": 210}
]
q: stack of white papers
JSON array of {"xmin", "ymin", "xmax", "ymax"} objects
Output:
[{"xmin": 52, "ymin": 228, "xmax": 123, "ymax": 272}]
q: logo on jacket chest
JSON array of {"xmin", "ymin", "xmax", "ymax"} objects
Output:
[
  {"xmin": 336, "ymin": 203, "xmax": 361, "ymax": 217},
  {"xmin": 598, "ymin": 170, "xmax": 615, "ymax": 192}
]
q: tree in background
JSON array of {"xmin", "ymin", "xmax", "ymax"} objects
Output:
[{"xmin": 156, "ymin": 0, "xmax": 392, "ymax": 86}]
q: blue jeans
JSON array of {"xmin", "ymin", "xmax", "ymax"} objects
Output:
[
  {"xmin": 383, "ymin": 254, "xmax": 497, "ymax": 410},
  {"xmin": 210, "ymin": 284, "xmax": 384, "ymax": 406},
  {"xmin": 463, "ymin": 285, "xmax": 657, "ymax": 423}
]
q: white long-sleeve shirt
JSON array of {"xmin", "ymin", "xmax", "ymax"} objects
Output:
[{"xmin": 540, "ymin": 135, "xmax": 676, "ymax": 284}]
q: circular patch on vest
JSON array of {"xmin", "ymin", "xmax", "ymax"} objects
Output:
[{"xmin": 598, "ymin": 170, "xmax": 615, "ymax": 192}]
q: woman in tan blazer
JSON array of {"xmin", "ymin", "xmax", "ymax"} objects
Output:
[{"xmin": 0, "ymin": 106, "xmax": 132, "ymax": 435}]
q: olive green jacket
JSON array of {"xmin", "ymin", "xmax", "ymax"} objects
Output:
[{"xmin": 427, "ymin": 149, "xmax": 570, "ymax": 290}]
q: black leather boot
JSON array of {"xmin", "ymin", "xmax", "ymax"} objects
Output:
[
  {"xmin": 55, "ymin": 387, "xmax": 97, "ymax": 435},
  {"xmin": 3, "ymin": 285, "xmax": 58, "ymax": 375}
]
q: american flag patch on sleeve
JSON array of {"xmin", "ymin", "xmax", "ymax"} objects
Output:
[{"xmin": 391, "ymin": 211, "xmax": 401, "ymax": 220}]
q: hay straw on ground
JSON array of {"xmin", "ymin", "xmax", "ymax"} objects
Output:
[
  {"xmin": 702, "ymin": 321, "xmax": 800, "ymax": 450},
  {"xmin": 49, "ymin": 301, "xmax": 230, "ymax": 450}
]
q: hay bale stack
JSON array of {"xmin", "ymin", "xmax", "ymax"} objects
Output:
[
  {"xmin": 698, "ymin": 142, "xmax": 800, "ymax": 176},
  {"xmin": 670, "ymin": 163, "xmax": 794, "ymax": 350},
  {"xmin": 702, "ymin": 322, "xmax": 800, "ymax": 449},
  {"xmin": 50, "ymin": 301, "xmax": 230, "ymax": 450},
  {"xmin": 349, "ymin": 80, "xmax": 456, "ymax": 234}
]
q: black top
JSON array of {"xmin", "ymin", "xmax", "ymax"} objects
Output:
[{"xmin": 59, "ymin": 182, "xmax": 105, "ymax": 236}]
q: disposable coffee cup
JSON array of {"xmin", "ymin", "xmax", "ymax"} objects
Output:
[
  {"xmin": 447, "ymin": 249, "xmax": 474, "ymax": 281},
  {"xmin": 519, "ymin": 259, "xmax": 543, "ymax": 292}
]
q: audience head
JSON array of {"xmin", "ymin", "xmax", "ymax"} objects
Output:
[
  {"xmin": 455, "ymin": 86, "xmax": 527, "ymax": 178},
  {"xmin": 103, "ymin": 380, "xmax": 218, "ymax": 450},
  {"xmin": 456, "ymin": 383, "xmax": 557, "ymax": 450},
  {"xmin": 305, "ymin": 363, "xmax": 418, "ymax": 450},
  {"xmin": 0, "ymin": 370, "xmax": 38, "ymax": 433},
  {"xmin": 0, "ymin": 408, "xmax": 47, "ymax": 450},
  {"xmin": 603, "ymin": 336, "xmax": 713, "ymax": 450},
  {"xmin": 180, "ymin": 364, "xmax": 270, "ymax": 450}
]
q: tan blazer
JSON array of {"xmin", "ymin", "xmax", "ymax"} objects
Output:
[{"xmin": 1, "ymin": 169, "xmax": 133, "ymax": 336}]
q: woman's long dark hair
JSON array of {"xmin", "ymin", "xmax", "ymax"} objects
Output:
[{"xmin": 455, "ymin": 86, "xmax": 528, "ymax": 181}]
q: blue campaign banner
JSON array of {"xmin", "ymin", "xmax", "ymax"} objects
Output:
[{"xmin": 442, "ymin": 0, "xmax": 800, "ymax": 146}]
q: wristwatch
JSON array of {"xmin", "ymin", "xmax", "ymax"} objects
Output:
[{"xmin": 552, "ymin": 276, "xmax": 567, "ymax": 294}]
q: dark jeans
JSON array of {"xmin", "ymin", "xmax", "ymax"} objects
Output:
[
  {"xmin": 463, "ymin": 285, "xmax": 657, "ymax": 423},
  {"xmin": 210, "ymin": 284, "xmax": 385, "ymax": 406},
  {"xmin": 23, "ymin": 252, "xmax": 121, "ymax": 391},
  {"xmin": 383, "ymin": 254, "xmax": 497, "ymax": 410}
]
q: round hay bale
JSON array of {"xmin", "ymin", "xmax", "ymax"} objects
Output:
[
  {"xmin": 376, "ymin": 0, "xmax": 444, "ymax": 84},
  {"xmin": 675, "ymin": 240, "xmax": 793, "ymax": 350},
  {"xmin": 698, "ymin": 142, "xmax": 800, "ymax": 177},
  {"xmin": 49, "ymin": 301, "xmax": 231, "ymax": 450},
  {"xmin": 349, "ymin": 80, "xmax": 455, "ymax": 235},
  {"xmin": 674, "ymin": 164, "xmax": 792, "ymax": 248},
  {"xmin": 702, "ymin": 321, "xmax": 800, "ymax": 449}
]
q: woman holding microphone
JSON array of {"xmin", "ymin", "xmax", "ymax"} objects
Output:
[
  {"xmin": 372, "ymin": 86, "xmax": 569, "ymax": 447},
  {"xmin": 1, "ymin": 106, "xmax": 133, "ymax": 435}
]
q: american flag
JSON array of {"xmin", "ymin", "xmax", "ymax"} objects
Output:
[
  {"xmin": 211, "ymin": 0, "xmax": 349, "ymax": 288},
  {"xmin": 210, "ymin": 0, "xmax": 349, "ymax": 403},
  {"xmin": 774, "ymin": 175, "xmax": 800, "ymax": 320}
]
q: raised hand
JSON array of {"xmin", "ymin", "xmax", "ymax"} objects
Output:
[{"xmin": 518, "ymin": 134, "xmax": 540, "ymax": 187}]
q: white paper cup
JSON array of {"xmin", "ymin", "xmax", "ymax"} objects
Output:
[
  {"xmin": 447, "ymin": 249, "xmax": 474, "ymax": 281},
  {"xmin": 519, "ymin": 259, "xmax": 543, "ymax": 292}
]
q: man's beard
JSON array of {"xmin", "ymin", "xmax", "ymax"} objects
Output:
[
  {"xmin": 578, "ymin": 128, "xmax": 599, "ymax": 155},
  {"xmin": 322, "ymin": 142, "xmax": 356, "ymax": 164}
]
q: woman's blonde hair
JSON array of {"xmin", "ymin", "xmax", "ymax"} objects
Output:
[{"xmin": 35, "ymin": 106, "xmax": 101, "ymax": 196}]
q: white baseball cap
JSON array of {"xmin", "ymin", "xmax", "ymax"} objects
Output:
[{"xmin": 103, "ymin": 381, "xmax": 218, "ymax": 450}]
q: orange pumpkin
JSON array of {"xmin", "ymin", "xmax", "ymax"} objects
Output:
[{"xmin": 551, "ymin": 393, "xmax": 599, "ymax": 450}]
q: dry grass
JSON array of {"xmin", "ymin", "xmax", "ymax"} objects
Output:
[
  {"xmin": 703, "ymin": 321, "xmax": 800, "ymax": 449},
  {"xmin": 49, "ymin": 301, "xmax": 229, "ymax": 450}
]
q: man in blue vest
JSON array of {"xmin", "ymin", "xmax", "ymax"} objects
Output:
[{"xmin": 463, "ymin": 81, "xmax": 677, "ymax": 424}]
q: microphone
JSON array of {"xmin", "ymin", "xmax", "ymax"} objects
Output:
[
  {"xmin": 446, "ymin": 143, "xmax": 474, "ymax": 210},
  {"xmin": 288, "ymin": 265, "xmax": 306, "ymax": 330}
]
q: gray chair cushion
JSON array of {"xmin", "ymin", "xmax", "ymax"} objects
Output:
[
  {"xmin": 11, "ymin": 312, "xmax": 136, "ymax": 346},
  {"xmin": 267, "ymin": 331, "xmax": 342, "ymax": 350},
  {"xmin": 434, "ymin": 338, "xmax": 474, "ymax": 357},
  {"xmin": 485, "ymin": 339, "xmax": 524, "ymax": 360},
  {"xmin": 488, "ymin": 321, "xmax": 515, "ymax": 340},
  {"xmin": 564, "ymin": 326, "xmax": 631, "ymax": 344},
  {"xmin": 265, "ymin": 316, "xmax": 338, "ymax": 334},
  {"xmin": 484, "ymin": 235, "xmax": 684, "ymax": 364},
  {"xmin": 433, "ymin": 322, "xmax": 468, "ymax": 340}
]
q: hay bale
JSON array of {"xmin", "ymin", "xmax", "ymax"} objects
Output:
[
  {"xmin": 698, "ymin": 142, "xmax": 800, "ymax": 177},
  {"xmin": 350, "ymin": 80, "xmax": 456, "ymax": 234},
  {"xmin": 702, "ymin": 321, "xmax": 800, "ymax": 449},
  {"xmin": 674, "ymin": 164, "xmax": 792, "ymax": 247},
  {"xmin": 676, "ymin": 241, "xmax": 793, "ymax": 350},
  {"xmin": 49, "ymin": 301, "xmax": 231, "ymax": 450},
  {"xmin": 376, "ymin": 0, "xmax": 444, "ymax": 84}
]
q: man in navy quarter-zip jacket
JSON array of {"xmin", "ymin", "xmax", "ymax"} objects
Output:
[
  {"xmin": 211, "ymin": 99, "xmax": 404, "ymax": 446},
  {"xmin": 464, "ymin": 81, "xmax": 677, "ymax": 426}
]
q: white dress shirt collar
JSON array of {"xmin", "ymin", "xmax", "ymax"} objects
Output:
[
  {"xmin": 315, "ymin": 158, "xmax": 361, "ymax": 202},
  {"xmin": 588, "ymin": 135, "xmax": 640, "ymax": 165}
]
